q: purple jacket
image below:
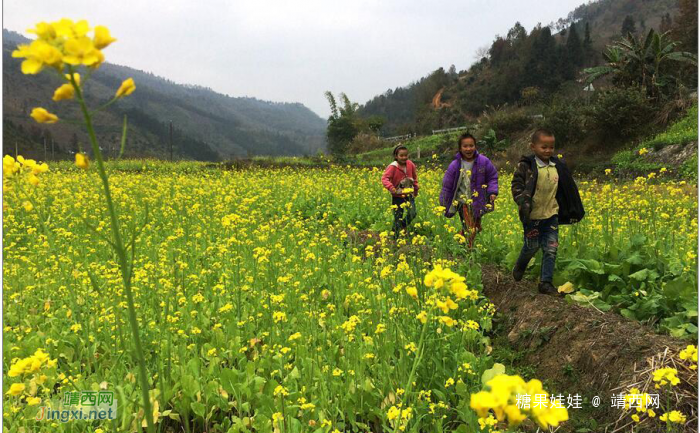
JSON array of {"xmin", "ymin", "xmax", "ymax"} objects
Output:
[{"xmin": 440, "ymin": 152, "xmax": 499, "ymax": 218}]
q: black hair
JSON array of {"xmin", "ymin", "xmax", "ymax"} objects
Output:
[
  {"xmin": 393, "ymin": 144, "xmax": 408, "ymax": 159},
  {"xmin": 531, "ymin": 128, "xmax": 554, "ymax": 144},
  {"xmin": 457, "ymin": 133, "xmax": 477, "ymax": 148}
]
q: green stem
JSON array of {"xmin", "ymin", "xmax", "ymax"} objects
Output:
[
  {"xmin": 393, "ymin": 319, "xmax": 428, "ymax": 433},
  {"xmin": 70, "ymin": 69, "xmax": 155, "ymax": 433}
]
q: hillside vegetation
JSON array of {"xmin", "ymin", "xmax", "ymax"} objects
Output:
[
  {"xmin": 3, "ymin": 30, "xmax": 326, "ymax": 161},
  {"xmin": 353, "ymin": 0, "xmax": 696, "ymax": 169}
]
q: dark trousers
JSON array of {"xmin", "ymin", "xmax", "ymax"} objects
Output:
[
  {"xmin": 392, "ymin": 196, "xmax": 416, "ymax": 237},
  {"xmin": 514, "ymin": 215, "xmax": 559, "ymax": 282}
]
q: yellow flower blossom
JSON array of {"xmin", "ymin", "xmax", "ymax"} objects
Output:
[
  {"xmin": 53, "ymin": 83, "xmax": 74, "ymax": 101},
  {"xmin": 30, "ymin": 107, "xmax": 58, "ymax": 124},
  {"xmin": 116, "ymin": 78, "xmax": 136, "ymax": 98},
  {"xmin": 75, "ymin": 152, "xmax": 89, "ymax": 170}
]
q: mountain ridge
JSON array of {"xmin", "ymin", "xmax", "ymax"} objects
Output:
[
  {"xmin": 358, "ymin": 0, "xmax": 681, "ymax": 135},
  {"xmin": 3, "ymin": 29, "xmax": 326, "ymax": 160}
]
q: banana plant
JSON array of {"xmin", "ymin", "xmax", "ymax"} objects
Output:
[{"xmin": 584, "ymin": 29, "xmax": 697, "ymax": 99}]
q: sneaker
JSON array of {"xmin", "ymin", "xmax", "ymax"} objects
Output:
[
  {"xmin": 512, "ymin": 265, "xmax": 525, "ymax": 282},
  {"xmin": 538, "ymin": 281, "xmax": 558, "ymax": 295}
]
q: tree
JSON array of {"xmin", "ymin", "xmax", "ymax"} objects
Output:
[
  {"xmin": 583, "ymin": 22, "xmax": 594, "ymax": 65},
  {"xmin": 448, "ymin": 64, "xmax": 457, "ymax": 78},
  {"xmin": 584, "ymin": 29, "xmax": 698, "ymax": 100},
  {"xmin": 566, "ymin": 22, "xmax": 584, "ymax": 67},
  {"xmin": 672, "ymin": 0, "xmax": 698, "ymax": 53},
  {"xmin": 488, "ymin": 37, "xmax": 509, "ymax": 65},
  {"xmin": 524, "ymin": 26, "xmax": 560, "ymax": 91},
  {"xmin": 660, "ymin": 13, "xmax": 673, "ymax": 34},
  {"xmin": 473, "ymin": 44, "xmax": 490, "ymax": 61},
  {"xmin": 366, "ymin": 116, "xmax": 385, "ymax": 133},
  {"xmin": 324, "ymin": 91, "xmax": 360, "ymax": 156},
  {"xmin": 621, "ymin": 15, "xmax": 637, "ymax": 37},
  {"xmin": 507, "ymin": 22, "xmax": 527, "ymax": 42}
]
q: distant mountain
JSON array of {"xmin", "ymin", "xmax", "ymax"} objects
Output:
[
  {"xmin": 358, "ymin": 0, "xmax": 683, "ymax": 135},
  {"xmin": 3, "ymin": 29, "xmax": 326, "ymax": 161}
]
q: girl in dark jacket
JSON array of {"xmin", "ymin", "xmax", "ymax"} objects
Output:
[{"xmin": 439, "ymin": 133, "xmax": 499, "ymax": 249}]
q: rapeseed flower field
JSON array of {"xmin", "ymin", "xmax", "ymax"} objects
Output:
[
  {"xmin": 3, "ymin": 160, "xmax": 696, "ymax": 432},
  {"xmin": 3, "ymin": 17, "xmax": 696, "ymax": 433}
]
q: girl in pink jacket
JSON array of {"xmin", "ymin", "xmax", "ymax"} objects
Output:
[{"xmin": 382, "ymin": 144, "xmax": 419, "ymax": 238}]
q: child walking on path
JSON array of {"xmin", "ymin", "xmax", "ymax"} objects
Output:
[
  {"xmin": 439, "ymin": 133, "xmax": 499, "ymax": 249},
  {"xmin": 511, "ymin": 129, "xmax": 585, "ymax": 295},
  {"xmin": 382, "ymin": 144, "xmax": 419, "ymax": 238}
]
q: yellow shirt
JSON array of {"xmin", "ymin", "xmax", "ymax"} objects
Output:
[{"xmin": 530, "ymin": 157, "xmax": 559, "ymax": 220}]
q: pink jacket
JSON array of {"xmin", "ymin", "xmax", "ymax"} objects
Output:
[{"xmin": 382, "ymin": 160, "xmax": 419, "ymax": 197}]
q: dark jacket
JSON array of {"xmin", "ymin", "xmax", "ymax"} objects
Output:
[
  {"xmin": 510, "ymin": 155, "xmax": 584, "ymax": 225},
  {"xmin": 439, "ymin": 152, "xmax": 499, "ymax": 218}
]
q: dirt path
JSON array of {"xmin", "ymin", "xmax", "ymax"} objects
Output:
[{"xmin": 482, "ymin": 264, "xmax": 698, "ymax": 432}]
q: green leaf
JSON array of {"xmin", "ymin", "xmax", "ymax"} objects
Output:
[
  {"xmin": 620, "ymin": 309, "xmax": 637, "ymax": 320},
  {"xmin": 624, "ymin": 252, "xmax": 644, "ymax": 265},
  {"xmin": 629, "ymin": 269, "xmax": 650, "ymax": 281},
  {"xmin": 630, "ymin": 234, "xmax": 647, "ymax": 247},
  {"xmin": 481, "ymin": 363, "xmax": 506, "ymax": 386},
  {"xmin": 288, "ymin": 366, "xmax": 300, "ymax": 380},
  {"xmin": 289, "ymin": 417, "xmax": 303, "ymax": 433},
  {"xmin": 455, "ymin": 380, "xmax": 468, "ymax": 397},
  {"xmin": 663, "ymin": 277, "xmax": 696, "ymax": 302},
  {"xmin": 191, "ymin": 401, "xmax": 206, "ymax": 418},
  {"xmin": 181, "ymin": 374, "xmax": 199, "ymax": 398},
  {"xmin": 220, "ymin": 368, "xmax": 242, "ymax": 395},
  {"xmin": 570, "ymin": 291, "xmax": 612, "ymax": 312}
]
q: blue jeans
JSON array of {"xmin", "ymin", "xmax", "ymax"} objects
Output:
[{"xmin": 515, "ymin": 215, "xmax": 559, "ymax": 282}]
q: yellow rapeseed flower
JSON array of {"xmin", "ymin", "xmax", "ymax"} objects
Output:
[
  {"xmin": 63, "ymin": 36, "xmax": 103, "ymax": 67},
  {"xmin": 659, "ymin": 410, "xmax": 686, "ymax": 424},
  {"xmin": 6, "ymin": 383, "xmax": 25, "ymax": 396},
  {"xmin": 75, "ymin": 153, "xmax": 89, "ymax": 170},
  {"xmin": 93, "ymin": 26, "xmax": 117, "ymax": 49},
  {"xmin": 12, "ymin": 40, "xmax": 63, "ymax": 74},
  {"xmin": 116, "ymin": 78, "xmax": 136, "ymax": 98},
  {"xmin": 680, "ymin": 345, "xmax": 698, "ymax": 362},
  {"xmin": 652, "ymin": 367, "xmax": 680, "ymax": 386},
  {"xmin": 30, "ymin": 107, "xmax": 58, "ymax": 124},
  {"xmin": 53, "ymin": 83, "xmax": 74, "ymax": 101},
  {"xmin": 65, "ymin": 72, "xmax": 81, "ymax": 85}
]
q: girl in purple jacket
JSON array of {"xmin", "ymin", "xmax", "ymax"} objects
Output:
[{"xmin": 439, "ymin": 133, "xmax": 499, "ymax": 248}]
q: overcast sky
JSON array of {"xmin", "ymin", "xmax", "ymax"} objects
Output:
[{"xmin": 4, "ymin": 0, "xmax": 584, "ymax": 118}]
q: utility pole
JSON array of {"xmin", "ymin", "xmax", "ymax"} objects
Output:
[{"xmin": 169, "ymin": 120, "xmax": 173, "ymax": 161}]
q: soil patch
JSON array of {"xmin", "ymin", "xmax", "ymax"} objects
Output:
[{"xmin": 482, "ymin": 264, "xmax": 698, "ymax": 432}]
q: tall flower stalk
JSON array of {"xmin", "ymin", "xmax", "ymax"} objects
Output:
[{"xmin": 12, "ymin": 19, "xmax": 153, "ymax": 433}]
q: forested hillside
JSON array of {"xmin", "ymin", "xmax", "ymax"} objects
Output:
[
  {"xmin": 358, "ymin": 0, "xmax": 691, "ymax": 136},
  {"xmin": 3, "ymin": 30, "xmax": 326, "ymax": 161}
]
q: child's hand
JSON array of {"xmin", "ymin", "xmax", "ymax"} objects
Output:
[
  {"xmin": 489, "ymin": 194, "xmax": 496, "ymax": 203},
  {"xmin": 391, "ymin": 187, "xmax": 398, "ymax": 194}
]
